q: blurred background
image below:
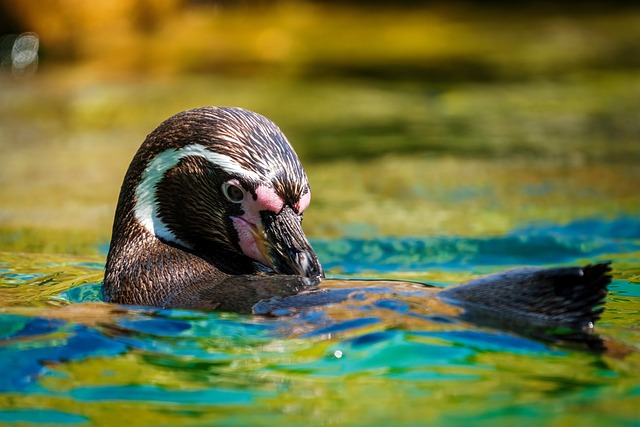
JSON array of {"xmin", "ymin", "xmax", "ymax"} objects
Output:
[{"xmin": 1, "ymin": 0, "xmax": 639, "ymax": 255}]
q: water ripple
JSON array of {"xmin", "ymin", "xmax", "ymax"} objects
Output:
[{"xmin": 313, "ymin": 216, "xmax": 640, "ymax": 274}]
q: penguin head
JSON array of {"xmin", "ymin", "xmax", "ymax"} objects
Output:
[{"xmin": 114, "ymin": 107, "xmax": 323, "ymax": 281}]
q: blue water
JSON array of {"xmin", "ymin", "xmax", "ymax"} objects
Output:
[
  {"xmin": 315, "ymin": 217, "xmax": 640, "ymax": 275},
  {"xmin": 0, "ymin": 217, "xmax": 639, "ymax": 426}
]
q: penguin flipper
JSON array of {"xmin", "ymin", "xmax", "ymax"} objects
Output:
[{"xmin": 437, "ymin": 262, "xmax": 611, "ymax": 345}]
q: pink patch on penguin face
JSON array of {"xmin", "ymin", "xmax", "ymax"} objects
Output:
[
  {"xmin": 254, "ymin": 185, "xmax": 284, "ymax": 213},
  {"xmin": 229, "ymin": 183, "xmax": 311, "ymax": 266},
  {"xmin": 296, "ymin": 189, "xmax": 311, "ymax": 213},
  {"xmin": 230, "ymin": 184, "xmax": 283, "ymax": 266},
  {"xmin": 236, "ymin": 185, "xmax": 283, "ymax": 227},
  {"xmin": 232, "ymin": 216, "xmax": 270, "ymax": 267}
]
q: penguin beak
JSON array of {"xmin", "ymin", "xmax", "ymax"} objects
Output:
[{"xmin": 259, "ymin": 206, "xmax": 324, "ymax": 282}]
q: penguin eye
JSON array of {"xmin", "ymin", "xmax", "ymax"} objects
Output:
[{"xmin": 222, "ymin": 183, "xmax": 245, "ymax": 203}]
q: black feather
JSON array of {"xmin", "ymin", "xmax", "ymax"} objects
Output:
[{"xmin": 438, "ymin": 262, "xmax": 612, "ymax": 348}]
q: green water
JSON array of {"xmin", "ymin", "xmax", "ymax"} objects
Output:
[
  {"xmin": 1, "ymin": 36, "xmax": 640, "ymax": 427},
  {"xmin": 1, "ymin": 227, "xmax": 639, "ymax": 426}
]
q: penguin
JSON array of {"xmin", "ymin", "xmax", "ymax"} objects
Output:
[{"xmin": 103, "ymin": 107, "xmax": 610, "ymax": 344}]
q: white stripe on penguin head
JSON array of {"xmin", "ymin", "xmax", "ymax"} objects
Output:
[{"xmin": 134, "ymin": 143, "xmax": 262, "ymax": 247}]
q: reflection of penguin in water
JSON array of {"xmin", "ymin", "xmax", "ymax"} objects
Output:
[{"xmin": 102, "ymin": 107, "xmax": 610, "ymax": 346}]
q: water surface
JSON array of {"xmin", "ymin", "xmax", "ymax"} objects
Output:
[{"xmin": 1, "ymin": 216, "xmax": 639, "ymax": 426}]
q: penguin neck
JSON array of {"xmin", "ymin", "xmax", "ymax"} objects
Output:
[
  {"xmin": 162, "ymin": 236, "xmax": 261, "ymax": 276},
  {"xmin": 103, "ymin": 220, "xmax": 258, "ymax": 307}
]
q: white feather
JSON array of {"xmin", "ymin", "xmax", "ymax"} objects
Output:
[{"xmin": 134, "ymin": 143, "xmax": 261, "ymax": 246}]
